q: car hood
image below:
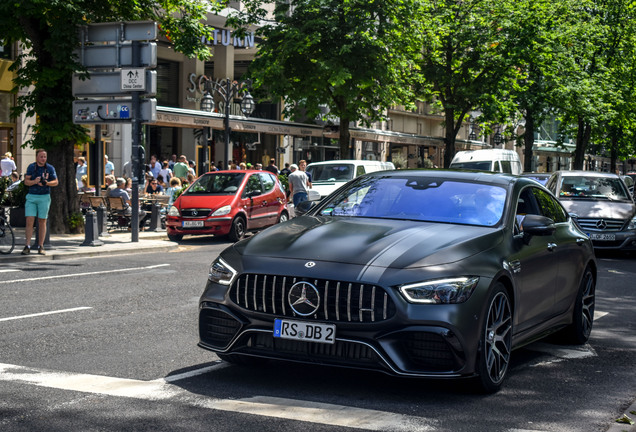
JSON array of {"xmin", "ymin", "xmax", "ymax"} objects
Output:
[
  {"xmin": 176, "ymin": 194, "xmax": 234, "ymax": 209},
  {"xmin": 234, "ymin": 216, "xmax": 501, "ymax": 269},
  {"xmin": 560, "ymin": 199, "xmax": 635, "ymax": 219}
]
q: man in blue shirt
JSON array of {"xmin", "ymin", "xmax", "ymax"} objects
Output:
[{"xmin": 22, "ymin": 149, "xmax": 58, "ymax": 255}]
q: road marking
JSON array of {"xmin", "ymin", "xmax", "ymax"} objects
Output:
[
  {"xmin": 0, "ymin": 269, "xmax": 20, "ymax": 273},
  {"xmin": 156, "ymin": 362, "xmax": 230, "ymax": 383},
  {"xmin": 0, "ymin": 363, "xmax": 435, "ymax": 431},
  {"xmin": 0, "ymin": 307, "xmax": 93, "ymax": 323},
  {"xmin": 0, "ymin": 264, "xmax": 169, "ymax": 284}
]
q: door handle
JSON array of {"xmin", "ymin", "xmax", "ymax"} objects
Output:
[
  {"xmin": 547, "ymin": 242, "xmax": 557, "ymax": 251},
  {"xmin": 576, "ymin": 238, "xmax": 586, "ymax": 245}
]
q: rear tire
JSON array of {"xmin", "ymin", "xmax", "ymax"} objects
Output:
[
  {"xmin": 559, "ymin": 267, "xmax": 595, "ymax": 345},
  {"xmin": 228, "ymin": 216, "xmax": 246, "ymax": 242},
  {"xmin": 475, "ymin": 283, "xmax": 512, "ymax": 393},
  {"xmin": 278, "ymin": 211, "xmax": 289, "ymax": 224}
]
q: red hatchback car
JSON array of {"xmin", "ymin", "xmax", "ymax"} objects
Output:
[{"xmin": 166, "ymin": 170, "xmax": 289, "ymax": 242}]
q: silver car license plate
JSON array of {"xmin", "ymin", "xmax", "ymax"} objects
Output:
[
  {"xmin": 183, "ymin": 220, "xmax": 204, "ymax": 228},
  {"xmin": 273, "ymin": 319, "xmax": 335, "ymax": 344},
  {"xmin": 589, "ymin": 233, "xmax": 615, "ymax": 241}
]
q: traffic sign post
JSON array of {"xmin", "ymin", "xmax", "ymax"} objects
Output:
[{"xmin": 73, "ymin": 21, "xmax": 158, "ymax": 242}]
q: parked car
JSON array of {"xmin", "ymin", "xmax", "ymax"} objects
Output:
[
  {"xmin": 305, "ymin": 160, "xmax": 395, "ymax": 200},
  {"xmin": 546, "ymin": 170, "xmax": 636, "ymax": 251},
  {"xmin": 449, "ymin": 149, "xmax": 522, "ymax": 175},
  {"xmin": 520, "ymin": 172, "xmax": 551, "ymax": 186},
  {"xmin": 166, "ymin": 170, "xmax": 288, "ymax": 242},
  {"xmin": 199, "ymin": 170, "xmax": 596, "ymax": 392}
]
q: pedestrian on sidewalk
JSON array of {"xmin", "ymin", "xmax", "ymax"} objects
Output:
[{"xmin": 22, "ymin": 149, "xmax": 58, "ymax": 255}]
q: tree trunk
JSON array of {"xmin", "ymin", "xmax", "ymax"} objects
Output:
[
  {"xmin": 443, "ymin": 107, "xmax": 456, "ymax": 168},
  {"xmin": 46, "ymin": 139, "xmax": 78, "ymax": 234},
  {"xmin": 573, "ymin": 117, "xmax": 591, "ymax": 170},
  {"xmin": 339, "ymin": 119, "xmax": 351, "ymax": 160},
  {"xmin": 523, "ymin": 113, "xmax": 535, "ymax": 172}
]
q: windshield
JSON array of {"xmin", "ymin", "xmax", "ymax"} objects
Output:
[
  {"xmin": 318, "ymin": 175, "xmax": 506, "ymax": 227},
  {"xmin": 183, "ymin": 173, "xmax": 245, "ymax": 195},
  {"xmin": 307, "ymin": 164, "xmax": 355, "ymax": 182},
  {"xmin": 559, "ymin": 176, "xmax": 632, "ymax": 201},
  {"xmin": 450, "ymin": 161, "xmax": 493, "ymax": 171}
]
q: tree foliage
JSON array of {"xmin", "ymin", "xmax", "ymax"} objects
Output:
[
  {"xmin": 235, "ymin": 0, "xmax": 421, "ymax": 157},
  {"xmin": 0, "ymin": 0, "xmax": 213, "ymax": 233}
]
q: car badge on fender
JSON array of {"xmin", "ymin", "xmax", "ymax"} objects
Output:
[
  {"xmin": 288, "ymin": 282, "xmax": 320, "ymax": 316},
  {"xmin": 305, "ymin": 261, "xmax": 316, "ymax": 268}
]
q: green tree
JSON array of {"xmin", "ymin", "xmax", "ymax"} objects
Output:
[
  {"xmin": 0, "ymin": 0, "xmax": 213, "ymax": 233},
  {"xmin": 237, "ymin": 0, "xmax": 420, "ymax": 158},
  {"xmin": 413, "ymin": 0, "xmax": 522, "ymax": 167}
]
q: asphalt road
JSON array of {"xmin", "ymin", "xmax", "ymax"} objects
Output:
[{"xmin": 0, "ymin": 236, "xmax": 634, "ymax": 432}]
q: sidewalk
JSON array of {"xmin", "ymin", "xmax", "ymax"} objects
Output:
[{"xmin": 0, "ymin": 227, "xmax": 177, "ymax": 262}]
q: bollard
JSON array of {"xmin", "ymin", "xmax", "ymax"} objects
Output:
[
  {"xmin": 95, "ymin": 204, "xmax": 110, "ymax": 237},
  {"xmin": 32, "ymin": 217, "xmax": 51, "ymax": 248},
  {"xmin": 147, "ymin": 202, "xmax": 161, "ymax": 232},
  {"xmin": 81, "ymin": 210, "xmax": 104, "ymax": 246}
]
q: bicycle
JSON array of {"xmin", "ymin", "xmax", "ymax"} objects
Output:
[{"xmin": 0, "ymin": 207, "xmax": 16, "ymax": 254}]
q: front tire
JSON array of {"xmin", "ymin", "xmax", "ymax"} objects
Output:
[
  {"xmin": 559, "ymin": 267, "xmax": 595, "ymax": 345},
  {"xmin": 167, "ymin": 233, "xmax": 183, "ymax": 242},
  {"xmin": 228, "ymin": 216, "xmax": 246, "ymax": 242},
  {"xmin": 278, "ymin": 211, "xmax": 289, "ymax": 224},
  {"xmin": 475, "ymin": 283, "xmax": 512, "ymax": 393}
]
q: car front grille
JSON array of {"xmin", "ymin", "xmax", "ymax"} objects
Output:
[
  {"xmin": 199, "ymin": 308, "xmax": 241, "ymax": 348},
  {"xmin": 576, "ymin": 217, "xmax": 625, "ymax": 231},
  {"xmin": 181, "ymin": 208, "xmax": 212, "ymax": 218},
  {"xmin": 230, "ymin": 274, "xmax": 396, "ymax": 323},
  {"xmin": 241, "ymin": 333, "xmax": 382, "ymax": 367}
]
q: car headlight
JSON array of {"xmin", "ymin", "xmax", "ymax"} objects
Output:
[
  {"xmin": 168, "ymin": 206, "xmax": 180, "ymax": 217},
  {"xmin": 212, "ymin": 205, "xmax": 231, "ymax": 216},
  {"xmin": 399, "ymin": 277, "xmax": 479, "ymax": 304},
  {"xmin": 629, "ymin": 216, "xmax": 636, "ymax": 230},
  {"xmin": 208, "ymin": 257, "xmax": 237, "ymax": 286}
]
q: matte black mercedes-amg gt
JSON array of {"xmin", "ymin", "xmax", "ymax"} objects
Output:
[{"xmin": 198, "ymin": 170, "xmax": 597, "ymax": 392}]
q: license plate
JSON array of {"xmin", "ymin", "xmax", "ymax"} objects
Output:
[
  {"xmin": 182, "ymin": 220, "xmax": 204, "ymax": 228},
  {"xmin": 273, "ymin": 319, "xmax": 336, "ymax": 344},
  {"xmin": 589, "ymin": 233, "xmax": 615, "ymax": 241}
]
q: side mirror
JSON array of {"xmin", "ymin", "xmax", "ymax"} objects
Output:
[
  {"xmin": 295, "ymin": 200, "xmax": 317, "ymax": 216},
  {"xmin": 521, "ymin": 214, "xmax": 556, "ymax": 244}
]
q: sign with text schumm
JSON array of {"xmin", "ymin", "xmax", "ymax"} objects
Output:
[{"xmin": 121, "ymin": 68, "xmax": 146, "ymax": 91}]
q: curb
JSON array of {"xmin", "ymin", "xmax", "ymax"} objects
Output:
[{"xmin": 606, "ymin": 398, "xmax": 636, "ymax": 432}]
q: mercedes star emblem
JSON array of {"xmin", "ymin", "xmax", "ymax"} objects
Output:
[
  {"xmin": 595, "ymin": 219, "xmax": 607, "ymax": 230},
  {"xmin": 288, "ymin": 282, "xmax": 320, "ymax": 316},
  {"xmin": 305, "ymin": 261, "xmax": 316, "ymax": 268}
]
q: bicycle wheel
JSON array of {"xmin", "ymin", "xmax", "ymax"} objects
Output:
[{"xmin": 0, "ymin": 217, "xmax": 15, "ymax": 254}]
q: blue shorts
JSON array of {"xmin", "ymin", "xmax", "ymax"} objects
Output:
[{"xmin": 25, "ymin": 193, "xmax": 52, "ymax": 219}]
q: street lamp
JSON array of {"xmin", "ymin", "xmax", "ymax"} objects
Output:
[
  {"xmin": 493, "ymin": 127, "xmax": 503, "ymax": 147},
  {"xmin": 200, "ymin": 77, "xmax": 255, "ymax": 169},
  {"xmin": 199, "ymin": 93, "xmax": 214, "ymax": 173}
]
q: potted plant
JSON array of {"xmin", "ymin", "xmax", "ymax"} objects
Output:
[{"xmin": 67, "ymin": 211, "xmax": 85, "ymax": 234}]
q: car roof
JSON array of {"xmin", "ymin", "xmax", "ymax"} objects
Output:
[
  {"xmin": 552, "ymin": 170, "xmax": 621, "ymax": 178},
  {"xmin": 366, "ymin": 168, "xmax": 529, "ymax": 187}
]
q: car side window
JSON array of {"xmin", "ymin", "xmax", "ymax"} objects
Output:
[
  {"xmin": 244, "ymin": 174, "xmax": 262, "ymax": 196},
  {"xmin": 532, "ymin": 188, "xmax": 568, "ymax": 223},
  {"xmin": 501, "ymin": 161, "xmax": 512, "ymax": 174},
  {"xmin": 259, "ymin": 173, "xmax": 275, "ymax": 193},
  {"xmin": 356, "ymin": 166, "xmax": 366, "ymax": 177}
]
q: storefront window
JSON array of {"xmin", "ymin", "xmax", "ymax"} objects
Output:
[
  {"xmin": 0, "ymin": 93, "xmax": 11, "ymax": 123},
  {"xmin": 0, "ymin": 41, "xmax": 11, "ymax": 60}
]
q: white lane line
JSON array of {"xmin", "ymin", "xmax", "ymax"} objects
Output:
[
  {"xmin": 0, "ymin": 264, "xmax": 169, "ymax": 284},
  {"xmin": 0, "ymin": 363, "xmax": 435, "ymax": 431},
  {"xmin": 0, "ymin": 307, "xmax": 93, "ymax": 322},
  {"xmin": 0, "ymin": 269, "xmax": 21, "ymax": 273},
  {"xmin": 595, "ymin": 310, "xmax": 609, "ymax": 320},
  {"xmin": 156, "ymin": 362, "xmax": 230, "ymax": 383}
]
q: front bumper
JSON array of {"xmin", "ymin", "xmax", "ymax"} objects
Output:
[
  {"xmin": 588, "ymin": 231, "xmax": 636, "ymax": 250},
  {"xmin": 197, "ymin": 274, "xmax": 490, "ymax": 378},
  {"xmin": 166, "ymin": 216, "xmax": 232, "ymax": 236}
]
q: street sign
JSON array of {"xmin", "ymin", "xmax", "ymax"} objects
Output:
[
  {"xmin": 76, "ymin": 42, "xmax": 157, "ymax": 68},
  {"xmin": 73, "ymin": 99, "xmax": 157, "ymax": 124},
  {"xmin": 72, "ymin": 70, "xmax": 156, "ymax": 97},
  {"xmin": 121, "ymin": 68, "xmax": 145, "ymax": 91},
  {"xmin": 81, "ymin": 21, "xmax": 158, "ymax": 43}
]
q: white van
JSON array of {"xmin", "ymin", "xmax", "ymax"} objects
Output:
[
  {"xmin": 306, "ymin": 159, "xmax": 395, "ymax": 200},
  {"xmin": 449, "ymin": 149, "xmax": 522, "ymax": 175}
]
